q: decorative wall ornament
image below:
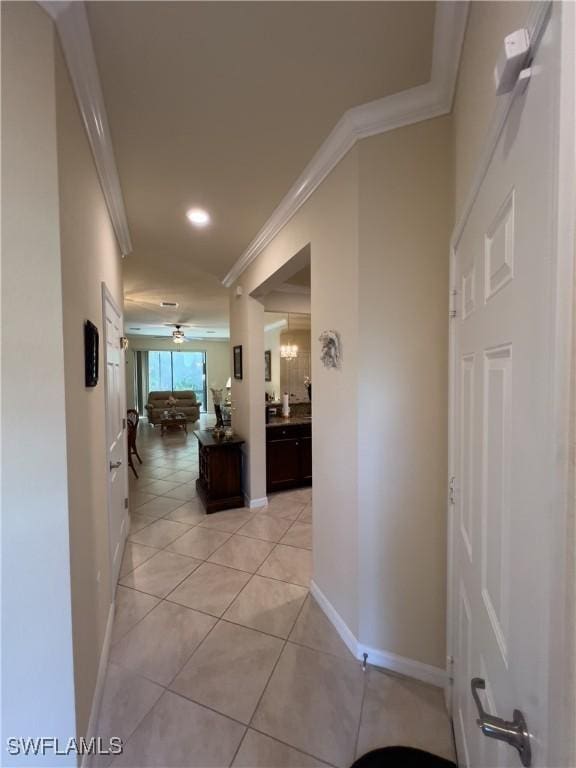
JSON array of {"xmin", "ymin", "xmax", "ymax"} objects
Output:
[{"xmin": 319, "ymin": 330, "xmax": 341, "ymax": 370}]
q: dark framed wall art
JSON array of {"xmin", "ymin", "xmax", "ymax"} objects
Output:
[
  {"xmin": 233, "ymin": 345, "xmax": 243, "ymax": 380},
  {"xmin": 264, "ymin": 350, "xmax": 272, "ymax": 382},
  {"xmin": 84, "ymin": 320, "xmax": 99, "ymax": 387}
]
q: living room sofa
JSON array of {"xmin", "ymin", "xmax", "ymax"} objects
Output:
[{"xmin": 145, "ymin": 390, "xmax": 201, "ymax": 425}]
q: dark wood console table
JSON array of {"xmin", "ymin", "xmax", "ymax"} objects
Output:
[{"xmin": 193, "ymin": 430, "xmax": 245, "ymax": 513}]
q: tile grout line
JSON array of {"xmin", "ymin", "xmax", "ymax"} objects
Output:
[
  {"xmin": 247, "ymin": 726, "xmax": 338, "ymax": 768},
  {"xmin": 237, "ymin": 580, "xmax": 312, "ymax": 767},
  {"xmin": 353, "ymin": 663, "xmax": 369, "ymax": 762},
  {"xmin": 114, "ymin": 581, "xmax": 356, "ymax": 669},
  {"xmin": 121, "ymin": 541, "xmax": 311, "ymax": 593},
  {"xmin": 115, "ymin": 537, "xmax": 312, "ymax": 656},
  {"xmin": 110, "ymin": 648, "xmax": 341, "ymax": 768},
  {"xmin": 121, "ymin": 436, "xmax": 324, "ymax": 764}
]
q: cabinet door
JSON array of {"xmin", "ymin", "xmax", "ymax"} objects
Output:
[
  {"xmin": 300, "ymin": 436, "xmax": 312, "ymax": 482},
  {"xmin": 267, "ymin": 439, "xmax": 300, "ymax": 492}
]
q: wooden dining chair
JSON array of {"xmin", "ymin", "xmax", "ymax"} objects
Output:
[{"xmin": 127, "ymin": 409, "xmax": 142, "ymax": 478}]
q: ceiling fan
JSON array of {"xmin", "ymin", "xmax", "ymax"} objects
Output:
[{"xmin": 169, "ymin": 324, "xmax": 188, "ymax": 344}]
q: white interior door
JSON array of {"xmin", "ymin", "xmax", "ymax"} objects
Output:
[
  {"xmin": 450, "ymin": 7, "xmax": 569, "ymax": 767},
  {"xmin": 103, "ymin": 286, "xmax": 128, "ymax": 592}
]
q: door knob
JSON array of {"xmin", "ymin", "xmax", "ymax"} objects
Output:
[
  {"xmin": 110, "ymin": 460, "xmax": 122, "ymax": 470},
  {"xmin": 471, "ymin": 678, "xmax": 531, "ymax": 766}
]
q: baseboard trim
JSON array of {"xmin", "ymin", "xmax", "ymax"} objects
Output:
[
  {"xmin": 356, "ymin": 643, "xmax": 448, "ymax": 688},
  {"xmin": 310, "ymin": 580, "xmax": 447, "ymax": 688},
  {"xmin": 81, "ymin": 599, "xmax": 115, "ymax": 767},
  {"xmin": 245, "ymin": 495, "xmax": 268, "ymax": 509},
  {"xmin": 310, "ymin": 580, "xmax": 359, "ymax": 657}
]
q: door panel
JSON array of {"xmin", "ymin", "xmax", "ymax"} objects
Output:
[
  {"xmin": 267, "ymin": 439, "xmax": 300, "ymax": 492},
  {"xmin": 104, "ymin": 290, "xmax": 127, "ymax": 592},
  {"xmin": 451, "ymin": 8, "xmax": 562, "ymax": 766}
]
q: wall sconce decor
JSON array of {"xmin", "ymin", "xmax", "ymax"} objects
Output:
[{"xmin": 319, "ymin": 330, "xmax": 342, "ymax": 369}]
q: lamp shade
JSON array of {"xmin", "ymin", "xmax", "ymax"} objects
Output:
[{"xmin": 226, "ymin": 377, "xmax": 232, "ymax": 388}]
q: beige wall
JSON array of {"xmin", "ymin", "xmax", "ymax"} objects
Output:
[
  {"xmin": 55, "ymin": 36, "xmax": 125, "ymax": 738},
  {"xmin": 230, "ymin": 292, "xmax": 267, "ymax": 503},
  {"xmin": 126, "ymin": 336, "xmax": 231, "ymax": 413},
  {"xmin": 264, "ymin": 318, "xmax": 312, "ymax": 401},
  {"xmin": 230, "ymin": 117, "xmax": 452, "ymax": 667},
  {"xmin": 264, "ymin": 324, "xmax": 282, "ymax": 399},
  {"xmin": 1, "ymin": 3, "xmax": 78, "ymax": 755},
  {"xmin": 358, "ymin": 117, "xmax": 452, "ymax": 667},
  {"xmin": 279, "ymin": 329, "xmax": 311, "ymax": 402},
  {"xmin": 232, "ymin": 147, "xmax": 361, "ymax": 632},
  {"xmin": 263, "ymin": 291, "xmax": 311, "ymax": 314},
  {"xmin": 452, "ymin": 1, "xmax": 531, "ymax": 220}
]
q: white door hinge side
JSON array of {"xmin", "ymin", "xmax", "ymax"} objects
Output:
[{"xmin": 450, "ymin": 289, "xmax": 458, "ymax": 320}]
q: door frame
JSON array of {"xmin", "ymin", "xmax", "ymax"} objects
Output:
[
  {"xmin": 446, "ymin": 2, "xmax": 576, "ymax": 764},
  {"xmin": 101, "ymin": 282, "xmax": 129, "ymax": 599}
]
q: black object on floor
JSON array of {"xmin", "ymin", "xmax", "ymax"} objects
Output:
[{"xmin": 351, "ymin": 747, "xmax": 457, "ymax": 768}]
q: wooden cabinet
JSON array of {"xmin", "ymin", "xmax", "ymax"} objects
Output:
[
  {"xmin": 300, "ymin": 435, "xmax": 312, "ymax": 482},
  {"xmin": 266, "ymin": 422, "xmax": 312, "ymax": 493},
  {"xmin": 194, "ymin": 430, "xmax": 245, "ymax": 513}
]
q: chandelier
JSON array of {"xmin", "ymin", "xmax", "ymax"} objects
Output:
[
  {"xmin": 280, "ymin": 343, "xmax": 298, "ymax": 360},
  {"xmin": 280, "ymin": 314, "xmax": 298, "ymax": 359}
]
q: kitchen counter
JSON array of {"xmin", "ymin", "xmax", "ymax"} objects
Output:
[
  {"xmin": 266, "ymin": 401, "xmax": 309, "ymax": 407},
  {"xmin": 266, "ymin": 416, "xmax": 312, "ymax": 428}
]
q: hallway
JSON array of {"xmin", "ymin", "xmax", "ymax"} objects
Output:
[{"xmin": 95, "ymin": 423, "xmax": 455, "ymax": 767}]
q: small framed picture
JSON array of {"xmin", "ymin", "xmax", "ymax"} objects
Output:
[
  {"xmin": 233, "ymin": 345, "xmax": 243, "ymax": 380},
  {"xmin": 84, "ymin": 320, "xmax": 99, "ymax": 387},
  {"xmin": 264, "ymin": 350, "xmax": 272, "ymax": 382}
]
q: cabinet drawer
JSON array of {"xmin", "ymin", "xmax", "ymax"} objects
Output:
[{"xmin": 266, "ymin": 423, "xmax": 311, "ymax": 442}]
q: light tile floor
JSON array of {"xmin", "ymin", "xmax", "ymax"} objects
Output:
[{"xmin": 96, "ymin": 419, "xmax": 455, "ymax": 767}]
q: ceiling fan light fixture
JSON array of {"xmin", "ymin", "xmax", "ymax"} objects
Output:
[{"xmin": 172, "ymin": 324, "xmax": 186, "ymax": 343}]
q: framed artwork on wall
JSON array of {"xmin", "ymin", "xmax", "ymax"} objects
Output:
[
  {"xmin": 84, "ymin": 320, "xmax": 99, "ymax": 387},
  {"xmin": 233, "ymin": 345, "xmax": 243, "ymax": 380},
  {"xmin": 264, "ymin": 350, "xmax": 272, "ymax": 382}
]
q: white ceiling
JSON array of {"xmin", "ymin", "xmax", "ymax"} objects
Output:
[
  {"xmin": 125, "ymin": 322, "xmax": 230, "ymax": 341},
  {"xmin": 284, "ymin": 265, "xmax": 311, "ymax": 290},
  {"xmin": 87, "ymin": 2, "xmax": 435, "ymax": 337}
]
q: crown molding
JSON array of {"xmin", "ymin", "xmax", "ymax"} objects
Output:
[
  {"xmin": 223, "ymin": 1, "xmax": 468, "ymax": 288},
  {"xmin": 39, "ymin": 1, "xmax": 133, "ymax": 256}
]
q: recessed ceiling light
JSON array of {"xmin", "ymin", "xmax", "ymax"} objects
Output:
[
  {"xmin": 160, "ymin": 301, "xmax": 179, "ymax": 308},
  {"xmin": 186, "ymin": 208, "xmax": 211, "ymax": 227}
]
